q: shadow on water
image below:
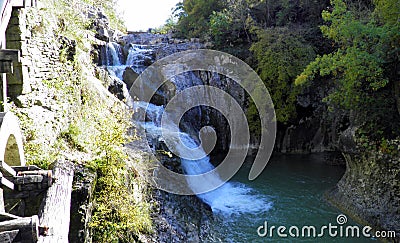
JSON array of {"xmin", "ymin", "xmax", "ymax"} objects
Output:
[{"xmin": 207, "ymin": 153, "xmax": 377, "ymax": 242}]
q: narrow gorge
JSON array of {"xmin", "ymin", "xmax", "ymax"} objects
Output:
[{"xmin": 0, "ymin": 0, "xmax": 398, "ymax": 242}]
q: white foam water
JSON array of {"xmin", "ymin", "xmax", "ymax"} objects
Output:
[
  {"xmin": 105, "ymin": 42, "xmax": 123, "ymax": 66},
  {"xmin": 104, "ymin": 42, "xmax": 273, "ymax": 216},
  {"xmin": 135, "ymin": 102, "xmax": 272, "ymax": 215}
]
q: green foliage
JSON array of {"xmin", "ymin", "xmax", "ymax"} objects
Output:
[
  {"xmin": 209, "ymin": 10, "xmax": 233, "ymax": 42},
  {"xmin": 247, "ymin": 0, "xmax": 330, "ymax": 28},
  {"xmin": 152, "ymin": 16, "xmax": 178, "ymax": 34},
  {"xmin": 295, "ymin": 0, "xmax": 400, "ymax": 140},
  {"xmin": 12, "ymin": 111, "xmax": 59, "ymax": 169},
  {"xmin": 250, "ymin": 27, "xmax": 316, "ymax": 123},
  {"xmin": 41, "ymin": 0, "xmax": 125, "ymax": 51},
  {"xmin": 171, "ymin": 0, "xmax": 329, "ymax": 130},
  {"xmin": 82, "ymin": 0, "xmax": 126, "ymax": 32},
  {"xmin": 373, "ymin": 0, "xmax": 400, "ymax": 25},
  {"xmin": 60, "ymin": 124, "xmax": 86, "ymax": 152},
  {"xmin": 70, "ymin": 91, "xmax": 153, "ymax": 241},
  {"xmin": 41, "ymin": 0, "xmax": 92, "ymax": 50},
  {"xmin": 17, "ymin": 0, "xmax": 151, "ymax": 238},
  {"xmin": 88, "ymin": 109, "xmax": 153, "ymax": 242},
  {"xmin": 174, "ymin": 0, "xmax": 226, "ymax": 38},
  {"xmin": 208, "ymin": 1, "xmax": 253, "ymax": 57}
]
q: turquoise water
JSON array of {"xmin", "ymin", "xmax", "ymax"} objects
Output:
[{"xmin": 207, "ymin": 153, "xmax": 376, "ymax": 242}]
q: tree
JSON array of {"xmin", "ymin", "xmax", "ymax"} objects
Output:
[
  {"xmin": 295, "ymin": 0, "xmax": 400, "ymax": 139},
  {"xmin": 174, "ymin": 0, "xmax": 226, "ymax": 38}
]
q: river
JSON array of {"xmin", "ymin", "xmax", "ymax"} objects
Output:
[{"xmin": 208, "ymin": 153, "xmax": 375, "ymax": 242}]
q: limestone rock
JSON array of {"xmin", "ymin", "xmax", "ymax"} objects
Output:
[{"xmin": 108, "ymin": 77, "xmax": 128, "ymax": 101}]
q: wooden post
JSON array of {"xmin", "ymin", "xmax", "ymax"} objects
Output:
[
  {"xmin": 0, "ymin": 189, "xmax": 4, "ymax": 213},
  {"xmin": 0, "ymin": 172, "xmax": 14, "ymax": 190},
  {"xmin": 0, "ymin": 61, "xmax": 12, "ymax": 73},
  {"xmin": 1, "ymin": 73, "xmax": 6, "ymax": 112},
  {"xmin": 0, "ymin": 50, "xmax": 20, "ymax": 62},
  {"xmin": 0, "ymin": 160, "xmax": 17, "ymax": 176},
  {"xmin": 38, "ymin": 161, "xmax": 74, "ymax": 243}
]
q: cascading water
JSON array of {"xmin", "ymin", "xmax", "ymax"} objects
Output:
[
  {"xmin": 101, "ymin": 42, "xmax": 124, "ymax": 66},
  {"xmin": 103, "ymin": 40, "xmax": 271, "ymax": 215},
  {"xmin": 126, "ymin": 44, "xmax": 155, "ymax": 73},
  {"xmin": 134, "ymin": 101, "xmax": 271, "ymax": 215},
  {"xmin": 100, "ymin": 35, "xmax": 362, "ymax": 243},
  {"xmin": 102, "ymin": 43, "xmax": 155, "ymax": 80}
]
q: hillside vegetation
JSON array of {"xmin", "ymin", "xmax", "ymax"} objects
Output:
[{"xmin": 9, "ymin": 0, "xmax": 152, "ymax": 241}]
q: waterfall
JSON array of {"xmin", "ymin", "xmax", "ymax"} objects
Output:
[
  {"xmin": 134, "ymin": 101, "xmax": 271, "ymax": 215},
  {"xmin": 126, "ymin": 44, "xmax": 154, "ymax": 73},
  {"xmin": 101, "ymin": 42, "xmax": 124, "ymax": 66},
  {"xmin": 102, "ymin": 37, "xmax": 271, "ymax": 215}
]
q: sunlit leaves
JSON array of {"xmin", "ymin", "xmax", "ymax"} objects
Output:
[
  {"xmin": 251, "ymin": 27, "xmax": 316, "ymax": 123},
  {"xmin": 296, "ymin": 0, "xmax": 400, "ymax": 139},
  {"xmin": 296, "ymin": 0, "xmax": 394, "ymax": 107}
]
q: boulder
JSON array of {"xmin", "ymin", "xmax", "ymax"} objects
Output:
[
  {"xmin": 108, "ymin": 77, "xmax": 127, "ymax": 101},
  {"xmin": 95, "ymin": 27, "xmax": 110, "ymax": 42},
  {"xmin": 122, "ymin": 67, "xmax": 139, "ymax": 90}
]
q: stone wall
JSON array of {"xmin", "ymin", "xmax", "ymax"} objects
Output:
[{"xmin": 5, "ymin": 7, "xmax": 73, "ymax": 99}]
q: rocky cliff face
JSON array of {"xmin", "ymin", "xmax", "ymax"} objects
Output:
[
  {"xmin": 328, "ymin": 129, "xmax": 400, "ymax": 239},
  {"xmin": 281, "ymin": 79, "xmax": 400, "ymax": 240},
  {"xmin": 275, "ymin": 79, "xmax": 350, "ymax": 154},
  {"xmin": 99, "ymin": 33, "xmax": 247, "ymax": 156}
]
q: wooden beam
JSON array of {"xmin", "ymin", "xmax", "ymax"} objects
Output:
[
  {"xmin": 0, "ymin": 50, "xmax": 20, "ymax": 62},
  {"xmin": 0, "ymin": 173, "xmax": 14, "ymax": 190},
  {"xmin": 11, "ymin": 165, "xmax": 42, "ymax": 172},
  {"xmin": 0, "ymin": 215, "xmax": 39, "ymax": 242},
  {"xmin": 0, "ymin": 61, "xmax": 13, "ymax": 74},
  {"xmin": 14, "ymin": 175, "xmax": 43, "ymax": 184},
  {"xmin": 38, "ymin": 161, "xmax": 74, "ymax": 243},
  {"xmin": 0, "ymin": 189, "xmax": 4, "ymax": 213},
  {"xmin": 3, "ymin": 170, "xmax": 53, "ymax": 196},
  {"xmin": 0, "ymin": 161, "xmax": 16, "ymax": 177},
  {"xmin": 17, "ymin": 170, "xmax": 52, "ymax": 177},
  {"xmin": 0, "ymin": 212, "xmax": 21, "ymax": 222},
  {"xmin": 10, "ymin": 0, "xmax": 25, "ymax": 8}
]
